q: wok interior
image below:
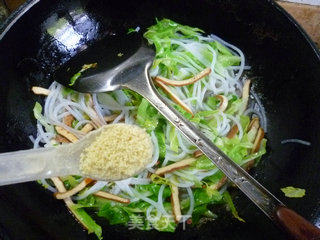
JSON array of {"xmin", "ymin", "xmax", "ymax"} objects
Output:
[{"xmin": 0, "ymin": 0, "xmax": 319, "ymax": 239}]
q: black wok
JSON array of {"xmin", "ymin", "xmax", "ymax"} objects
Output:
[{"xmin": 0, "ymin": 0, "xmax": 320, "ymax": 239}]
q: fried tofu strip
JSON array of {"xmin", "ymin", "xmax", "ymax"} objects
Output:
[
  {"xmin": 51, "ymin": 177, "xmax": 89, "ymax": 230},
  {"xmin": 93, "ymin": 191, "xmax": 130, "ymax": 204},
  {"xmin": 104, "ymin": 114, "xmax": 121, "ymax": 123},
  {"xmin": 213, "ymin": 176, "xmax": 227, "ymax": 190},
  {"xmin": 51, "ymin": 177, "xmax": 73, "ymax": 207},
  {"xmin": 170, "ymin": 184, "xmax": 181, "ymax": 223},
  {"xmin": 63, "ymin": 114, "xmax": 75, "ymax": 127},
  {"xmin": 247, "ymin": 117, "xmax": 259, "ymax": 143},
  {"xmin": 55, "ymin": 178, "xmax": 94, "ymax": 199},
  {"xmin": 31, "ymin": 86, "xmax": 50, "ymax": 96},
  {"xmin": 227, "ymin": 125, "xmax": 239, "ymax": 139},
  {"xmin": 251, "ymin": 128, "xmax": 264, "ymax": 154},
  {"xmin": 55, "ymin": 126, "xmax": 78, "ymax": 143},
  {"xmin": 247, "ymin": 117, "xmax": 259, "ymax": 132},
  {"xmin": 216, "ymin": 95, "xmax": 228, "ymax": 112},
  {"xmin": 80, "ymin": 123, "xmax": 94, "ymax": 134},
  {"xmin": 245, "ymin": 118, "xmax": 264, "ymax": 171},
  {"xmin": 155, "ymin": 80, "xmax": 194, "ymax": 116},
  {"xmin": 193, "ymin": 150, "xmax": 203, "ymax": 158},
  {"xmin": 239, "ymin": 80, "xmax": 251, "ymax": 115},
  {"xmin": 154, "ymin": 68, "xmax": 211, "ymax": 87},
  {"xmin": 155, "ymin": 158, "xmax": 196, "ymax": 176},
  {"xmin": 54, "ymin": 134, "xmax": 70, "ymax": 143}
]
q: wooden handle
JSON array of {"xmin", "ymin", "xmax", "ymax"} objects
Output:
[{"xmin": 274, "ymin": 205, "xmax": 320, "ymax": 240}]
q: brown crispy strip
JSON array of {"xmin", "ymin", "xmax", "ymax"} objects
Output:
[
  {"xmin": 251, "ymin": 128, "xmax": 264, "ymax": 154},
  {"xmin": 51, "ymin": 177, "xmax": 73, "ymax": 207},
  {"xmin": 55, "ymin": 126, "xmax": 78, "ymax": 143},
  {"xmin": 93, "ymin": 191, "xmax": 130, "ymax": 204},
  {"xmin": 216, "ymin": 95, "xmax": 228, "ymax": 112},
  {"xmin": 154, "ymin": 68, "xmax": 211, "ymax": 87},
  {"xmin": 245, "ymin": 127, "xmax": 264, "ymax": 171},
  {"xmin": 155, "ymin": 80, "xmax": 194, "ymax": 116},
  {"xmin": 54, "ymin": 134, "xmax": 70, "ymax": 143},
  {"xmin": 80, "ymin": 123, "xmax": 94, "ymax": 134},
  {"xmin": 244, "ymin": 160, "xmax": 256, "ymax": 172},
  {"xmin": 239, "ymin": 80, "xmax": 251, "ymax": 115},
  {"xmin": 51, "ymin": 177, "xmax": 89, "ymax": 230},
  {"xmin": 31, "ymin": 86, "xmax": 51, "ymax": 96},
  {"xmin": 104, "ymin": 114, "xmax": 121, "ymax": 123},
  {"xmin": 54, "ymin": 178, "xmax": 94, "ymax": 199},
  {"xmin": 155, "ymin": 158, "xmax": 196, "ymax": 176},
  {"xmin": 247, "ymin": 117, "xmax": 259, "ymax": 143},
  {"xmin": 214, "ymin": 176, "xmax": 227, "ymax": 190},
  {"xmin": 242, "ymin": 80, "xmax": 251, "ymax": 101},
  {"xmin": 247, "ymin": 117, "xmax": 259, "ymax": 132},
  {"xmin": 170, "ymin": 184, "xmax": 181, "ymax": 223},
  {"xmin": 63, "ymin": 114, "xmax": 75, "ymax": 127},
  {"xmin": 226, "ymin": 125, "xmax": 239, "ymax": 139},
  {"xmin": 193, "ymin": 150, "xmax": 203, "ymax": 158}
]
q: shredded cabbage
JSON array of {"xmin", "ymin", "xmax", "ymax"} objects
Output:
[
  {"xmin": 30, "ymin": 19, "xmax": 267, "ymax": 239},
  {"xmin": 281, "ymin": 186, "xmax": 306, "ymax": 198}
]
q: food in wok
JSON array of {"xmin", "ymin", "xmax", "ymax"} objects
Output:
[{"xmin": 30, "ymin": 19, "xmax": 267, "ymax": 239}]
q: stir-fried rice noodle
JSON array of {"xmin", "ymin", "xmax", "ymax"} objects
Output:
[{"xmin": 30, "ymin": 20, "xmax": 268, "ymax": 235}]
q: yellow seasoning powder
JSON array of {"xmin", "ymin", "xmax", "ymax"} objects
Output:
[{"xmin": 79, "ymin": 123, "xmax": 153, "ymax": 180}]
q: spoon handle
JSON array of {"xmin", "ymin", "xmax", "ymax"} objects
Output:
[
  {"xmin": 0, "ymin": 147, "xmax": 70, "ymax": 185},
  {"xmin": 274, "ymin": 206, "xmax": 320, "ymax": 240},
  {"xmin": 126, "ymin": 61, "xmax": 320, "ymax": 239}
]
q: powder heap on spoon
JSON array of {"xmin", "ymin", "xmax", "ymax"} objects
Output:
[{"xmin": 79, "ymin": 124, "xmax": 153, "ymax": 180}]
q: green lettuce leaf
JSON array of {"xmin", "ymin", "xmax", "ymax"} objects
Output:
[
  {"xmin": 135, "ymin": 183, "xmax": 171, "ymax": 201},
  {"xmin": 193, "ymin": 188, "xmax": 223, "ymax": 206},
  {"xmin": 192, "ymin": 155, "xmax": 215, "ymax": 170},
  {"xmin": 169, "ymin": 126, "xmax": 179, "ymax": 153},
  {"xmin": 122, "ymin": 89, "xmax": 143, "ymax": 106},
  {"xmin": 281, "ymin": 186, "xmax": 306, "ymax": 198},
  {"xmin": 144, "ymin": 19, "xmax": 203, "ymax": 59},
  {"xmin": 69, "ymin": 63, "xmax": 97, "ymax": 86},
  {"xmin": 214, "ymin": 136, "xmax": 253, "ymax": 165},
  {"xmin": 223, "ymin": 191, "xmax": 245, "ymax": 222},
  {"xmin": 217, "ymin": 55, "xmax": 240, "ymax": 67},
  {"xmin": 191, "ymin": 204, "xmax": 216, "ymax": 225},
  {"xmin": 70, "ymin": 207, "xmax": 102, "ymax": 239},
  {"xmin": 98, "ymin": 202, "xmax": 130, "ymax": 225},
  {"xmin": 154, "ymin": 123, "xmax": 166, "ymax": 158},
  {"xmin": 33, "ymin": 102, "xmax": 54, "ymax": 133},
  {"xmin": 150, "ymin": 174, "xmax": 171, "ymax": 185},
  {"xmin": 61, "ymin": 176, "xmax": 80, "ymax": 190},
  {"xmin": 205, "ymin": 170, "xmax": 225, "ymax": 185},
  {"xmin": 137, "ymin": 98, "xmax": 160, "ymax": 131},
  {"xmin": 151, "ymin": 213, "xmax": 176, "ymax": 232}
]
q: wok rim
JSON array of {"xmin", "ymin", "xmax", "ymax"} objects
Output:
[{"xmin": 0, "ymin": 0, "xmax": 319, "ymax": 60}]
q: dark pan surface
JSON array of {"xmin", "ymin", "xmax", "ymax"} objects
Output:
[{"xmin": 0, "ymin": 0, "xmax": 320, "ymax": 239}]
